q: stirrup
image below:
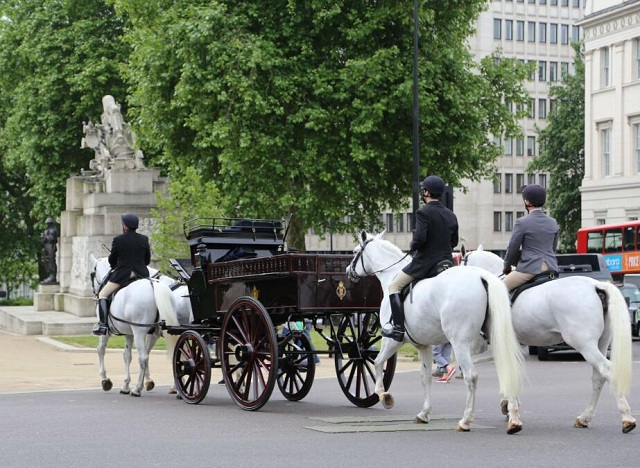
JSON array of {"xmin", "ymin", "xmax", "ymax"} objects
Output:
[
  {"xmin": 381, "ymin": 326, "xmax": 405, "ymax": 342},
  {"xmin": 92, "ymin": 324, "xmax": 108, "ymax": 336}
]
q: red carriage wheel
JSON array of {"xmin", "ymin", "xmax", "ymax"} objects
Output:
[
  {"xmin": 220, "ymin": 296, "xmax": 278, "ymax": 411},
  {"xmin": 172, "ymin": 330, "xmax": 212, "ymax": 404},
  {"xmin": 334, "ymin": 311, "xmax": 396, "ymax": 408},
  {"xmin": 277, "ymin": 331, "xmax": 316, "ymax": 401}
]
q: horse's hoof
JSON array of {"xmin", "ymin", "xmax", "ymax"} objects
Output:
[
  {"xmin": 131, "ymin": 391, "xmax": 141, "ymax": 397},
  {"xmin": 414, "ymin": 417, "xmax": 428, "ymax": 424},
  {"xmin": 101, "ymin": 379, "xmax": 113, "ymax": 392},
  {"xmin": 120, "ymin": 389, "xmax": 130, "ymax": 395},
  {"xmin": 380, "ymin": 393, "xmax": 394, "ymax": 409},
  {"xmin": 507, "ymin": 423, "xmax": 523, "ymax": 435},
  {"xmin": 168, "ymin": 387, "xmax": 177, "ymax": 395},
  {"xmin": 622, "ymin": 421, "xmax": 636, "ymax": 434},
  {"xmin": 145, "ymin": 381, "xmax": 155, "ymax": 392},
  {"xmin": 574, "ymin": 417, "xmax": 589, "ymax": 429},
  {"xmin": 456, "ymin": 425, "xmax": 471, "ymax": 432}
]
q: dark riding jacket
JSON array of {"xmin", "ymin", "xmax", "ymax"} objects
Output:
[
  {"xmin": 403, "ymin": 200, "xmax": 459, "ymax": 279},
  {"xmin": 108, "ymin": 231, "xmax": 151, "ymax": 284}
]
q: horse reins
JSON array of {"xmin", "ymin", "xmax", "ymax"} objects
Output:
[{"xmin": 349, "ymin": 238, "xmax": 411, "ymax": 280}]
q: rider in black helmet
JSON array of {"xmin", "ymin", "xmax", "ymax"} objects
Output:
[
  {"xmin": 503, "ymin": 184, "xmax": 559, "ymax": 292},
  {"xmin": 93, "ymin": 214, "xmax": 151, "ymax": 335},
  {"xmin": 381, "ymin": 175, "xmax": 459, "ymax": 342}
]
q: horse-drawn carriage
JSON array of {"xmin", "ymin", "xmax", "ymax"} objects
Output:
[{"xmin": 163, "ymin": 217, "xmax": 396, "ymax": 410}]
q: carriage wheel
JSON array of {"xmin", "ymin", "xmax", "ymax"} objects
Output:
[
  {"xmin": 334, "ymin": 312, "xmax": 396, "ymax": 408},
  {"xmin": 220, "ymin": 296, "xmax": 278, "ymax": 411},
  {"xmin": 172, "ymin": 330, "xmax": 212, "ymax": 404},
  {"xmin": 277, "ymin": 332, "xmax": 316, "ymax": 401}
]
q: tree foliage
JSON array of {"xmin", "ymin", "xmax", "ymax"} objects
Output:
[
  {"xmin": 528, "ymin": 42, "xmax": 584, "ymax": 253},
  {"xmin": 150, "ymin": 167, "xmax": 228, "ymax": 272},
  {"xmin": 114, "ymin": 0, "xmax": 531, "ymax": 250},
  {"xmin": 0, "ymin": 0, "xmax": 129, "ymax": 278}
]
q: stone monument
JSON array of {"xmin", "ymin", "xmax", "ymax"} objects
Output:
[
  {"xmin": 40, "ymin": 217, "xmax": 59, "ymax": 284},
  {"xmin": 38, "ymin": 95, "xmax": 167, "ymax": 317}
]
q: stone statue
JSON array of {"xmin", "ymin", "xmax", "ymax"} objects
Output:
[
  {"xmin": 80, "ymin": 95, "xmax": 145, "ymax": 179},
  {"xmin": 41, "ymin": 217, "xmax": 58, "ymax": 284}
]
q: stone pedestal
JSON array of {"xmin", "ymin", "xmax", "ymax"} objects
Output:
[{"xmin": 34, "ymin": 284, "xmax": 60, "ymax": 312}]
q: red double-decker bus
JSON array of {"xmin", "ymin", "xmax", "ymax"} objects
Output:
[{"xmin": 576, "ymin": 221, "xmax": 640, "ymax": 281}]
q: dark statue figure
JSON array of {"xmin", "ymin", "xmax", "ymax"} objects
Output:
[{"xmin": 41, "ymin": 217, "xmax": 58, "ymax": 284}]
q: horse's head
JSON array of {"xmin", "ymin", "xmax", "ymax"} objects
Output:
[
  {"xmin": 346, "ymin": 229, "xmax": 407, "ymax": 282},
  {"xmin": 90, "ymin": 254, "xmax": 111, "ymax": 294},
  {"xmin": 462, "ymin": 245, "xmax": 503, "ymax": 276}
]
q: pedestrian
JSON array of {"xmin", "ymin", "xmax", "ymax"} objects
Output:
[
  {"xmin": 93, "ymin": 214, "xmax": 151, "ymax": 335},
  {"xmin": 503, "ymin": 184, "xmax": 559, "ymax": 292},
  {"xmin": 382, "ymin": 175, "xmax": 459, "ymax": 342},
  {"xmin": 432, "ymin": 343, "xmax": 457, "ymax": 383}
]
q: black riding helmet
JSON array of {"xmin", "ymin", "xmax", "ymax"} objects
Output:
[
  {"xmin": 121, "ymin": 213, "xmax": 139, "ymax": 230},
  {"xmin": 522, "ymin": 184, "xmax": 546, "ymax": 207},
  {"xmin": 420, "ymin": 175, "xmax": 445, "ymax": 196}
]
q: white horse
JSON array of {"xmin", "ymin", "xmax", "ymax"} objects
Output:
[
  {"xmin": 151, "ymin": 268, "xmax": 193, "ymax": 325},
  {"xmin": 346, "ymin": 231, "xmax": 526, "ymax": 434},
  {"xmin": 90, "ymin": 255, "xmax": 180, "ymax": 396},
  {"xmin": 462, "ymin": 246, "xmax": 636, "ymax": 433}
]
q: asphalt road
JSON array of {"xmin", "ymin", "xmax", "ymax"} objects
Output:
[{"xmin": 1, "ymin": 342, "xmax": 639, "ymax": 468}]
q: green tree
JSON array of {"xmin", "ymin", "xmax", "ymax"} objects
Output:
[
  {"xmin": 150, "ymin": 167, "xmax": 228, "ymax": 272},
  {"xmin": 0, "ymin": 0, "xmax": 129, "ymax": 274},
  {"xmin": 528, "ymin": 42, "xmax": 584, "ymax": 253},
  {"xmin": 114, "ymin": 0, "xmax": 531, "ymax": 250}
]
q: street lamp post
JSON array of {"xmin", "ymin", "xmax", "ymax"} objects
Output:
[{"xmin": 412, "ymin": 0, "xmax": 420, "ymax": 218}]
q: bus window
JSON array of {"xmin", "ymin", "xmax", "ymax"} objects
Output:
[
  {"xmin": 604, "ymin": 229, "xmax": 623, "ymax": 252},
  {"xmin": 586, "ymin": 231, "xmax": 603, "ymax": 253},
  {"xmin": 624, "ymin": 226, "xmax": 636, "ymax": 251}
]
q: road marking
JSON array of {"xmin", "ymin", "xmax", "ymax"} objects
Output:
[{"xmin": 305, "ymin": 414, "xmax": 496, "ymax": 433}]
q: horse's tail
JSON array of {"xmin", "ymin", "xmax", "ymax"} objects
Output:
[
  {"xmin": 479, "ymin": 270, "xmax": 525, "ymax": 399},
  {"xmin": 596, "ymin": 281, "xmax": 632, "ymax": 396},
  {"xmin": 152, "ymin": 281, "xmax": 180, "ymax": 360}
]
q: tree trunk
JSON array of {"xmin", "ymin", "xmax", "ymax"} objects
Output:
[{"xmin": 286, "ymin": 207, "xmax": 306, "ymax": 253}]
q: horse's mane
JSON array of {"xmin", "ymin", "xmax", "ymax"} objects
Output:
[{"xmin": 370, "ymin": 234, "xmax": 405, "ymax": 259}]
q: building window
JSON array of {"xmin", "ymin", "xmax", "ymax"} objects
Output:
[
  {"xmin": 561, "ymin": 24, "xmax": 569, "ymax": 45},
  {"xmin": 506, "ymin": 212, "xmax": 514, "ymax": 232},
  {"xmin": 602, "ymin": 47, "xmax": 610, "ymax": 87},
  {"xmin": 549, "ymin": 99, "xmax": 556, "ymax": 114},
  {"xmin": 527, "ymin": 136, "xmax": 536, "ymax": 156},
  {"xmin": 516, "ymin": 174, "xmax": 525, "ymax": 192},
  {"xmin": 573, "ymin": 0, "xmax": 580, "ymax": 6},
  {"xmin": 539, "ymin": 174, "xmax": 547, "ymax": 188},
  {"xmin": 561, "ymin": 62, "xmax": 569, "ymax": 80},
  {"xmin": 539, "ymin": 23, "xmax": 547, "ymax": 43},
  {"xmin": 550, "ymin": 24, "xmax": 558, "ymax": 44},
  {"xmin": 528, "ymin": 22, "xmax": 536, "ymax": 42},
  {"xmin": 517, "ymin": 21, "xmax": 525, "ymax": 41},
  {"xmin": 540, "ymin": 0, "xmax": 546, "ymax": 4},
  {"xmin": 494, "ymin": 212, "xmax": 502, "ymax": 232},
  {"xmin": 551, "ymin": 0, "xmax": 557, "ymax": 5},
  {"xmin": 505, "ymin": 20, "xmax": 513, "ymax": 41},
  {"xmin": 550, "ymin": 61, "xmax": 558, "ymax": 81},
  {"xmin": 493, "ymin": 18, "xmax": 502, "ymax": 40},
  {"xmin": 635, "ymin": 38, "xmax": 640, "ymax": 80},
  {"xmin": 635, "ymin": 123, "xmax": 640, "ymax": 173},
  {"xmin": 516, "ymin": 138, "xmax": 524, "ymax": 156},
  {"xmin": 561, "ymin": 0, "xmax": 568, "ymax": 6},
  {"xmin": 539, "ymin": 98, "xmax": 547, "ymax": 119},
  {"xmin": 517, "ymin": 211, "xmax": 525, "ymax": 219},
  {"xmin": 572, "ymin": 25, "xmax": 580, "ymax": 42},
  {"xmin": 407, "ymin": 213, "xmax": 415, "ymax": 232},
  {"xmin": 538, "ymin": 61, "xmax": 547, "ymax": 81},
  {"xmin": 505, "ymin": 173, "xmax": 513, "ymax": 193},
  {"xmin": 493, "ymin": 176, "xmax": 502, "ymax": 194},
  {"xmin": 528, "ymin": 99, "xmax": 535, "ymax": 119},
  {"xmin": 505, "ymin": 137, "xmax": 513, "ymax": 155},
  {"xmin": 528, "ymin": 60, "xmax": 537, "ymax": 80},
  {"xmin": 396, "ymin": 214, "xmax": 404, "ymax": 233},
  {"xmin": 386, "ymin": 213, "xmax": 394, "ymax": 233},
  {"xmin": 601, "ymin": 128, "xmax": 611, "ymax": 176},
  {"xmin": 527, "ymin": 173, "xmax": 536, "ymax": 185}
]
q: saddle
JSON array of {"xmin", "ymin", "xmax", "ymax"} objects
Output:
[
  {"xmin": 399, "ymin": 259, "xmax": 455, "ymax": 301},
  {"xmin": 510, "ymin": 270, "xmax": 559, "ymax": 304}
]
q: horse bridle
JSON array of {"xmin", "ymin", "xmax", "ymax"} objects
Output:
[{"xmin": 348, "ymin": 237, "xmax": 411, "ymax": 282}]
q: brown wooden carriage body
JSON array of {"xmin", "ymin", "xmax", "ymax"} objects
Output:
[{"xmin": 165, "ymin": 218, "xmax": 396, "ymax": 410}]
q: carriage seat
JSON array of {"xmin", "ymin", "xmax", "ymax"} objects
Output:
[{"xmin": 510, "ymin": 270, "xmax": 559, "ymax": 304}]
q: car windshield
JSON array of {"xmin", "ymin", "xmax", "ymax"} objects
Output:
[{"xmin": 619, "ymin": 285, "xmax": 640, "ymax": 305}]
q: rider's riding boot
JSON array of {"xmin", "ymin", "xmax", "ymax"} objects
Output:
[
  {"xmin": 381, "ymin": 293, "xmax": 405, "ymax": 342},
  {"xmin": 92, "ymin": 299, "xmax": 109, "ymax": 336}
]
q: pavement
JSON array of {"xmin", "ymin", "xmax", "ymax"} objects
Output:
[{"xmin": 0, "ymin": 306, "xmax": 435, "ymax": 395}]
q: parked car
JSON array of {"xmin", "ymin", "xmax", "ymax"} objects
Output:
[
  {"xmin": 531, "ymin": 253, "xmax": 613, "ymax": 360},
  {"xmin": 617, "ymin": 283, "xmax": 640, "ymax": 338}
]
